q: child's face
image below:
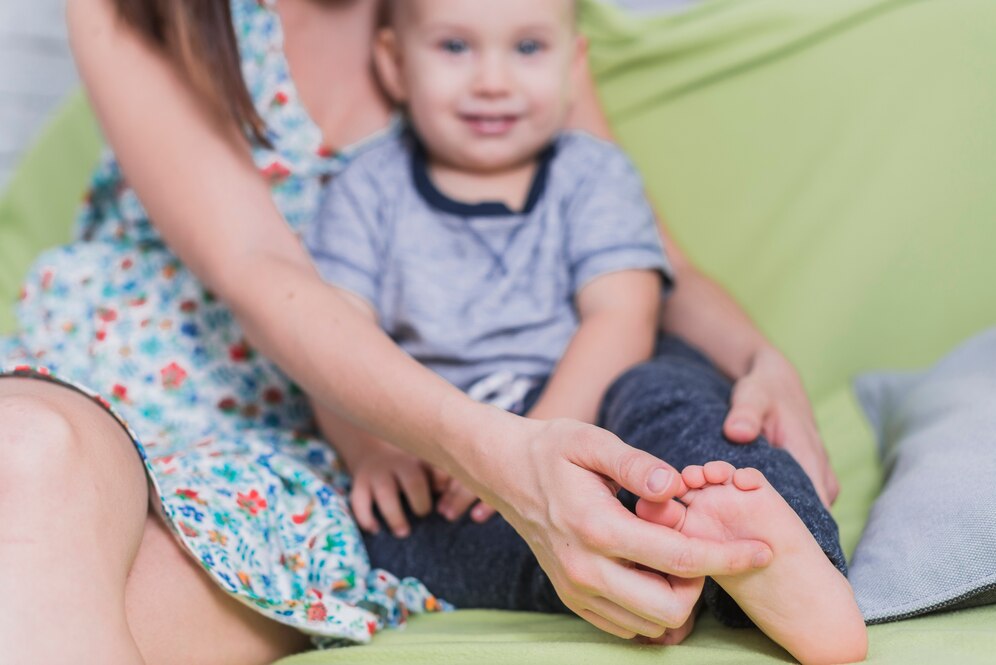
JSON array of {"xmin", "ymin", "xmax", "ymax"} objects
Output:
[{"xmin": 376, "ymin": 0, "xmax": 585, "ymax": 173}]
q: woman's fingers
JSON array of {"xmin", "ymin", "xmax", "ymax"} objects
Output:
[
  {"xmin": 580, "ymin": 596, "xmax": 668, "ymax": 639},
  {"xmin": 591, "ymin": 561, "xmax": 704, "ymax": 630},
  {"xmin": 371, "ymin": 476, "xmax": 410, "ymax": 538},
  {"xmin": 349, "ymin": 478, "xmax": 379, "ymax": 534},
  {"xmin": 590, "ymin": 504, "xmax": 771, "ymax": 577},
  {"xmin": 576, "ymin": 609, "xmax": 639, "ymax": 641},
  {"xmin": 564, "ymin": 562, "xmax": 703, "ymax": 639},
  {"xmin": 396, "ymin": 464, "xmax": 433, "ymax": 517},
  {"xmin": 723, "ymin": 375, "xmax": 769, "ymax": 444},
  {"xmin": 770, "ymin": 417, "xmax": 839, "ymax": 508},
  {"xmin": 569, "ymin": 429, "xmax": 683, "ymax": 503}
]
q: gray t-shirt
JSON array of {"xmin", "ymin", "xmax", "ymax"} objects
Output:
[{"xmin": 305, "ymin": 130, "xmax": 673, "ymax": 393}]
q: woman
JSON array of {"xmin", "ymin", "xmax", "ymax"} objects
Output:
[{"xmin": 0, "ymin": 0, "xmax": 836, "ymax": 663}]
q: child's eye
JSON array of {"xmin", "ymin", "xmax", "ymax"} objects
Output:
[
  {"xmin": 516, "ymin": 39, "xmax": 545, "ymax": 55},
  {"xmin": 440, "ymin": 38, "xmax": 469, "ymax": 54}
]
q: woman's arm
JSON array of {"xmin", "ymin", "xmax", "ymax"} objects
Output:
[
  {"xmin": 69, "ymin": 0, "xmax": 774, "ymax": 640},
  {"xmin": 567, "ymin": 61, "xmax": 839, "ymax": 506}
]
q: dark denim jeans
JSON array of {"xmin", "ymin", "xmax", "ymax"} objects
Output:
[{"xmin": 363, "ymin": 336, "xmax": 846, "ymax": 626}]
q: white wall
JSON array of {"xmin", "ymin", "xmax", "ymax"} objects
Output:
[{"xmin": 0, "ymin": 0, "xmax": 79, "ymax": 190}]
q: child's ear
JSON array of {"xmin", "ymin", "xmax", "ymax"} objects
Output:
[
  {"xmin": 373, "ymin": 27, "xmax": 408, "ymax": 104},
  {"xmin": 568, "ymin": 34, "xmax": 589, "ymax": 103}
]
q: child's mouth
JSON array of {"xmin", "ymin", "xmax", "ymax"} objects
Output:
[{"xmin": 461, "ymin": 114, "xmax": 519, "ymax": 136}]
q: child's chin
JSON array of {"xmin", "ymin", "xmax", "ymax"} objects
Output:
[{"xmin": 459, "ymin": 147, "xmax": 539, "ymax": 173}]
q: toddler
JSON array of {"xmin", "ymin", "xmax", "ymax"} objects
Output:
[{"xmin": 304, "ymin": 1, "xmax": 866, "ymax": 663}]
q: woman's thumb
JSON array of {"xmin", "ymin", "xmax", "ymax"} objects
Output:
[{"xmin": 577, "ymin": 431, "xmax": 681, "ymax": 501}]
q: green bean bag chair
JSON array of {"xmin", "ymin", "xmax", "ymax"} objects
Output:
[{"xmin": 3, "ymin": 0, "xmax": 995, "ymax": 663}]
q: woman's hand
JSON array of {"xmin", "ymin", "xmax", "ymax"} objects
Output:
[
  {"xmin": 463, "ymin": 413, "xmax": 773, "ymax": 640},
  {"xmin": 722, "ymin": 346, "xmax": 840, "ymax": 506}
]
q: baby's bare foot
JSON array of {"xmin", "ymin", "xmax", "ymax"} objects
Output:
[{"xmin": 637, "ymin": 462, "xmax": 867, "ymax": 665}]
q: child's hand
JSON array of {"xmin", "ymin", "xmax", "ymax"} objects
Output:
[
  {"xmin": 349, "ymin": 446, "xmax": 433, "ymax": 538},
  {"xmin": 432, "ymin": 468, "xmax": 497, "ymax": 523}
]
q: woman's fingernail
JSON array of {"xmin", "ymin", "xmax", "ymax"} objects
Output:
[
  {"xmin": 648, "ymin": 469, "xmax": 673, "ymax": 493},
  {"xmin": 753, "ymin": 550, "xmax": 772, "ymax": 568}
]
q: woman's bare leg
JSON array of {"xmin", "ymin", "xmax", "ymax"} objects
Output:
[
  {"xmin": 0, "ymin": 378, "xmax": 310, "ymax": 665},
  {"xmin": 126, "ymin": 513, "xmax": 311, "ymax": 665},
  {"xmin": 0, "ymin": 378, "xmax": 148, "ymax": 664}
]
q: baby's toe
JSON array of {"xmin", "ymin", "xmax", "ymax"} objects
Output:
[
  {"xmin": 732, "ymin": 467, "xmax": 766, "ymax": 491},
  {"xmin": 681, "ymin": 465, "xmax": 707, "ymax": 489},
  {"xmin": 703, "ymin": 461, "xmax": 736, "ymax": 485}
]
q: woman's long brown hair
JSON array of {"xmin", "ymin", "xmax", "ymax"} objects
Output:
[{"xmin": 113, "ymin": 0, "xmax": 269, "ymax": 145}]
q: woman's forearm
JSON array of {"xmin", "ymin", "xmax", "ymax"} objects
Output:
[
  {"xmin": 70, "ymin": 0, "xmax": 502, "ymax": 485},
  {"xmin": 222, "ymin": 254, "xmax": 502, "ymax": 476},
  {"xmin": 659, "ymin": 249, "xmax": 772, "ymax": 381}
]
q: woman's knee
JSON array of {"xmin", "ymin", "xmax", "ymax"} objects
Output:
[
  {"xmin": 0, "ymin": 383, "xmax": 145, "ymax": 500},
  {"xmin": 0, "ymin": 392, "xmax": 81, "ymax": 483}
]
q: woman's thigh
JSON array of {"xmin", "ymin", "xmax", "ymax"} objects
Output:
[
  {"xmin": 0, "ymin": 377, "xmax": 310, "ymax": 665},
  {"xmin": 126, "ymin": 514, "xmax": 311, "ymax": 665}
]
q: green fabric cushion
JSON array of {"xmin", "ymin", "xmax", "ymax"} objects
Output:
[
  {"xmin": 2, "ymin": 0, "xmax": 996, "ymax": 662},
  {"xmin": 0, "ymin": 92, "xmax": 101, "ymax": 333}
]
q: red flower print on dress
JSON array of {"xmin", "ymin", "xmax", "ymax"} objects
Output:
[
  {"xmin": 229, "ymin": 340, "xmax": 254, "ymax": 362},
  {"xmin": 237, "ymin": 489, "xmax": 268, "ymax": 516},
  {"xmin": 307, "ymin": 602, "xmax": 328, "ymax": 622},
  {"xmin": 263, "ymin": 388, "xmax": 283, "ymax": 405},
  {"xmin": 217, "ymin": 397, "xmax": 239, "ymax": 413},
  {"xmin": 176, "ymin": 488, "xmax": 205, "ymax": 504},
  {"xmin": 291, "ymin": 500, "xmax": 314, "ymax": 525},
  {"xmin": 40, "ymin": 270, "xmax": 54, "ymax": 291},
  {"xmin": 160, "ymin": 362, "xmax": 188, "ymax": 390},
  {"xmin": 179, "ymin": 299, "xmax": 198, "ymax": 313},
  {"xmin": 111, "ymin": 384, "xmax": 129, "ymax": 402},
  {"xmin": 261, "ymin": 160, "xmax": 291, "ymax": 182},
  {"xmin": 316, "ymin": 144, "xmax": 335, "ymax": 159},
  {"xmin": 366, "ymin": 621, "xmax": 378, "ymax": 635},
  {"xmin": 179, "ymin": 521, "xmax": 200, "ymax": 538},
  {"xmin": 272, "ymin": 90, "xmax": 289, "ymax": 106}
]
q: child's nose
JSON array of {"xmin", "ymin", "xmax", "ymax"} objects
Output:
[{"xmin": 472, "ymin": 52, "xmax": 512, "ymax": 97}]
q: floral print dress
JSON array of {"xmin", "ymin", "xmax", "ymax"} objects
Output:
[{"xmin": 0, "ymin": 0, "xmax": 443, "ymax": 646}]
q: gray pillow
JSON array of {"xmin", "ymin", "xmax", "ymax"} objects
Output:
[{"xmin": 850, "ymin": 327, "xmax": 996, "ymax": 624}]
